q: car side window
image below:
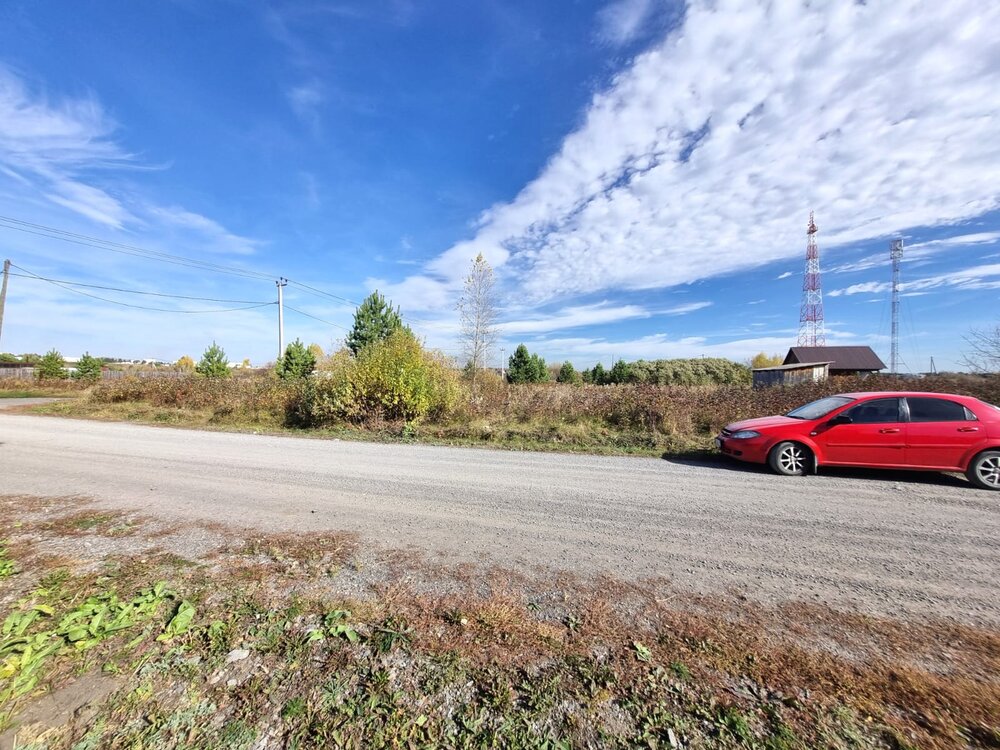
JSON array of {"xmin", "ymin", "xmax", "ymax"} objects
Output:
[
  {"xmin": 907, "ymin": 397, "xmax": 973, "ymax": 422},
  {"xmin": 843, "ymin": 398, "xmax": 901, "ymax": 424}
]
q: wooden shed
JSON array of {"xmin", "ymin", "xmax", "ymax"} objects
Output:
[{"xmin": 752, "ymin": 361, "xmax": 831, "ymax": 389}]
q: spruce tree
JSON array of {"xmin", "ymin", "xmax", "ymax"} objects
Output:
[
  {"xmin": 276, "ymin": 339, "xmax": 317, "ymax": 380},
  {"xmin": 73, "ymin": 352, "xmax": 102, "ymax": 382},
  {"xmin": 608, "ymin": 359, "xmax": 632, "ymax": 384},
  {"xmin": 36, "ymin": 349, "xmax": 67, "ymax": 380},
  {"xmin": 346, "ymin": 291, "xmax": 405, "ymax": 355},
  {"xmin": 507, "ymin": 344, "xmax": 534, "ymax": 384},
  {"xmin": 195, "ymin": 342, "xmax": 231, "ymax": 378},
  {"xmin": 590, "ymin": 362, "xmax": 607, "ymax": 385},
  {"xmin": 530, "ymin": 353, "xmax": 548, "ymax": 382},
  {"xmin": 556, "ymin": 361, "xmax": 577, "ymax": 383}
]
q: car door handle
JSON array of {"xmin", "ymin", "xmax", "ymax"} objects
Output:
[
  {"xmin": 957, "ymin": 426, "xmax": 980, "ymax": 432},
  {"xmin": 878, "ymin": 428, "xmax": 900, "ymax": 433}
]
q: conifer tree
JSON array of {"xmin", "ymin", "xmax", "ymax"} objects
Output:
[
  {"xmin": 347, "ymin": 291, "xmax": 405, "ymax": 355},
  {"xmin": 196, "ymin": 342, "xmax": 231, "ymax": 378},
  {"xmin": 276, "ymin": 339, "xmax": 317, "ymax": 379}
]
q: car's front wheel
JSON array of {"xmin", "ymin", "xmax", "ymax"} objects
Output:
[
  {"xmin": 966, "ymin": 450, "xmax": 1000, "ymax": 491},
  {"xmin": 768, "ymin": 441, "xmax": 811, "ymax": 476}
]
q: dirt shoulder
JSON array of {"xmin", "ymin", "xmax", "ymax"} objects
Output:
[{"xmin": 2, "ymin": 495, "xmax": 998, "ymax": 749}]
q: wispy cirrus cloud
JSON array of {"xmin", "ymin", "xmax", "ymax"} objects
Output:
[
  {"xmin": 828, "ymin": 262, "xmax": 1000, "ymax": 297},
  {"xmin": 0, "ymin": 64, "xmax": 134, "ymax": 227},
  {"xmin": 382, "ymin": 0, "xmax": 1000, "ymax": 318},
  {"xmin": 0, "ymin": 65, "xmax": 260, "ymax": 254},
  {"xmin": 596, "ymin": 0, "xmax": 660, "ymax": 46},
  {"xmin": 830, "ymin": 230, "xmax": 1000, "ymax": 274}
]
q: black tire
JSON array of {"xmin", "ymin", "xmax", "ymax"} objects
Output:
[
  {"xmin": 768, "ymin": 441, "xmax": 810, "ymax": 477},
  {"xmin": 966, "ymin": 450, "xmax": 1000, "ymax": 491}
]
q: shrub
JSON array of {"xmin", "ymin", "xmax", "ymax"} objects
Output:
[
  {"xmin": 627, "ymin": 358, "xmax": 750, "ymax": 386},
  {"xmin": 275, "ymin": 339, "xmax": 316, "ymax": 380},
  {"xmin": 299, "ymin": 331, "xmax": 458, "ymax": 425},
  {"xmin": 36, "ymin": 349, "xmax": 67, "ymax": 380},
  {"xmin": 73, "ymin": 352, "xmax": 103, "ymax": 382},
  {"xmin": 196, "ymin": 342, "xmax": 231, "ymax": 379}
]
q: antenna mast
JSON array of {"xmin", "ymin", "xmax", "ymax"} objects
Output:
[
  {"xmin": 890, "ymin": 239, "xmax": 903, "ymax": 374},
  {"xmin": 797, "ymin": 212, "xmax": 825, "ymax": 346}
]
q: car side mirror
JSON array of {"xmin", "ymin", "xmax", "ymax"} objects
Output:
[{"xmin": 829, "ymin": 414, "xmax": 852, "ymax": 426}]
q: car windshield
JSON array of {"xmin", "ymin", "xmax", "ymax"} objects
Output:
[{"xmin": 785, "ymin": 396, "xmax": 855, "ymax": 420}]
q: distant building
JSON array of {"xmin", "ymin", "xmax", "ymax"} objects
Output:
[
  {"xmin": 752, "ymin": 361, "xmax": 831, "ymax": 388},
  {"xmin": 783, "ymin": 346, "xmax": 886, "ymax": 376}
]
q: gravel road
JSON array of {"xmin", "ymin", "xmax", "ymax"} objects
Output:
[{"xmin": 2, "ymin": 413, "xmax": 998, "ymax": 624}]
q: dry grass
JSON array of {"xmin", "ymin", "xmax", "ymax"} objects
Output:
[
  {"xmin": 0, "ymin": 376, "xmax": 90, "ymax": 398},
  {"xmin": 1, "ymin": 495, "xmax": 997, "ymax": 749},
  {"xmin": 24, "ymin": 372, "xmax": 1000, "ymax": 459}
]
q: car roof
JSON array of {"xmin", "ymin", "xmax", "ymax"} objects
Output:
[{"xmin": 836, "ymin": 391, "xmax": 983, "ymax": 401}]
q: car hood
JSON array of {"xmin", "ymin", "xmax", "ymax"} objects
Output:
[{"xmin": 724, "ymin": 415, "xmax": 801, "ymax": 432}]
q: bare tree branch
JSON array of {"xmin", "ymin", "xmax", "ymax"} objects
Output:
[{"xmin": 961, "ymin": 323, "xmax": 1000, "ymax": 373}]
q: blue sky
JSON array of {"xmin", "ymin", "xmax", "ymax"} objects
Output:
[{"xmin": 0, "ymin": 0, "xmax": 998, "ymax": 371}]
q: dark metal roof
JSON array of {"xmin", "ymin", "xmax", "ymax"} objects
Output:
[{"xmin": 784, "ymin": 346, "xmax": 886, "ymax": 372}]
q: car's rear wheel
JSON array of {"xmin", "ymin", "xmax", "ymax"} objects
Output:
[
  {"xmin": 966, "ymin": 450, "xmax": 1000, "ymax": 491},
  {"xmin": 768, "ymin": 441, "xmax": 810, "ymax": 476}
]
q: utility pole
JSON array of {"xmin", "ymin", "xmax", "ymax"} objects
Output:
[
  {"xmin": 276, "ymin": 277, "xmax": 288, "ymax": 361},
  {"xmin": 890, "ymin": 239, "xmax": 904, "ymax": 375},
  {"xmin": 0, "ymin": 259, "xmax": 10, "ymax": 350},
  {"xmin": 929, "ymin": 356, "xmax": 936, "ymax": 375},
  {"xmin": 500, "ymin": 347, "xmax": 505, "ymax": 380}
]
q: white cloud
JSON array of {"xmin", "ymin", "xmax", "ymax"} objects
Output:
[
  {"xmin": 776, "ymin": 271, "xmax": 794, "ymax": 280},
  {"xmin": 661, "ymin": 300, "xmax": 711, "ymax": 315},
  {"xmin": 0, "ymin": 65, "xmax": 134, "ymax": 227},
  {"xmin": 501, "ymin": 302, "xmax": 650, "ymax": 335},
  {"xmin": 0, "ymin": 66, "xmax": 262, "ymax": 258},
  {"xmin": 389, "ymin": 0, "xmax": 1000, "ymax": 317},
  {"xmin": 828, "ymin": 262, "xmax": 1000, "ymax": 296},
  {"xmin": 146, "ymin": 206, "xmax": 260, "ymax": 256},
  {"xmin": 596, "ymin": 0, "xmax": 658, "ymax": 46},
  {"xmin": 831, "ymin": 230, "xmax": 1000, "ymax": 274},
  {"xmin": 533, "ymin": 326, "xmax": 881, "ymax": 367}
]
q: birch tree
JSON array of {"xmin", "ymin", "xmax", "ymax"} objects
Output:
[{"xmin": 457, "ymin": 253, "xmax": 499, "ymax": 391}]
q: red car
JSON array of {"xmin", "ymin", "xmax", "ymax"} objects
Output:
[{"xmin": 716, "ymin": 391, "xmax": 1000, "ymax": 490}]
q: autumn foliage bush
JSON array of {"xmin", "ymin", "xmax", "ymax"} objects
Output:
[{"xmin": 296, "ymin": 330, "xmax": 459, "ymax": 425}]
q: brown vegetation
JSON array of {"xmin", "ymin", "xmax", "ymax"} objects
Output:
[
  {"xmin": 41, "ymin": 371, "xmax": 999, "ymax": 456},
  {"xmin": 0, "ymin": 494, "xmax": 997, "ymax": 749}
]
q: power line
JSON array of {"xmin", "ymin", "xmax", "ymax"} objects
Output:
[
  {"xmin": 286, "ymin": 279, "xmax": 360, "ymax": 308},
  {"xmin": 0, "ymin": 214, "xmax": 446, "ymax": 332},
  {"xmin": 6, "ymin": 270, "xmax": 269, "ymax": 304},
  {"xmin": 10, "ymin": 263, "xmax": 276, "ymax": 314},
  {"xmin": 0, "ymin": 215, "xmax": 274, "ymax": 281},
  {"xmin": 283, "ymin": 304, "xmax": 350, "ymax": 331}
]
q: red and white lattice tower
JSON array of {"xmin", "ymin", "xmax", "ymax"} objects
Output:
[{"xmin": 797, "ymin": 211, "xmax": 826, "ymax": 346}]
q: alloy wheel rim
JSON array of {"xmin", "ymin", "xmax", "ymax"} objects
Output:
[
  {"xmin": 780, "ymin": 446, "xmax": 804, "ymax": 473},
  {"xmin": 978, "ymin": 456, "xmax": 1000, "ymax": 487}
]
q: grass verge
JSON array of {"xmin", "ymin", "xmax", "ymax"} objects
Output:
[
  {"xmin": 25, "ymin": 399, "xmax": 711, "ymax": 457},
  {"xmin": 1, "ymin": 495, "xmax": 997, "ymax": 749}
]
